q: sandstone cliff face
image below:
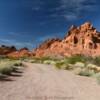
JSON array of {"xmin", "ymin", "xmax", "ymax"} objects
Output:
[
  {"xmin": 34, "ymin": 22, "xmax": 100, "ymax": 57},
  {"xmin": 34, "ymin": 38, "xmax": 62, "ymax": 57},
  {"xmin": 1, "ymin": 22, "xmax": 100, "ymax": 58}
]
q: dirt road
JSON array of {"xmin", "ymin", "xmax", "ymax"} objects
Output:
[{"xmin": 0, "ymin": 62, "xmax": 100, "ymax": 100}]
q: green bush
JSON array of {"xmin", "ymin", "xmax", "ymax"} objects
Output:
[
  {"xmin": 13, "ymin": 61, "xmax": 22, "ymax": 66},
  {"xmin": 66, "ymin": 55, "xmax": 86, "ymax": 64},
  {"xmin": 55, "ymin": 61, "xmax": 65, "ymax": 69},
  {"xmin": 43, "ymin": 60, "xmax": 56, "ymax": 65},
  {"xmin": 0, "ymin": 61, "xmax": 13, "ymax": 75},
  {"xmin": 93, "ymin": 73, "xmax": 100, "ymax": 84},
  {"xmin": 1, "ymin": 67, "xmax": 13, "ymax": 75},
  {"xmin": 0, "ymin": 60, "xmax": 22, "ymax": 75},
  {"xmin": 30, "ymin": 57, "xmax": 59, "ymax": 64},
  {"xmin": 93, "ymin": 57, "xmax": 100, "ymax": 66},
  {"xmin": 77, "ymin": 68, "xmax": 95, "ymax": 77}
]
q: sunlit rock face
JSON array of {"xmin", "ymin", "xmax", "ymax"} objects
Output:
[
  {"xmin": 1, "ymin": 22, "xmax": 100, "ymax": 58},
  {"xmin": 34, "ymin": 22, "xmax": 100, "ymax": 58}
]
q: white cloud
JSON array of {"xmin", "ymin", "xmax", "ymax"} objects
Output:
[
  {"xmin": 32, "ymin": 7, "xmax": 40, "ymax": 11},
  {"xmin": 52, "ymin": 0, "xmax": 98, "ymax": 21},
  {"xmin": 63, "ymin": 14, "xmax": 77, "ymax": 20},
  {"xmin": 0, "ymin": 39, "xmax": 12, "ymax": 43}
]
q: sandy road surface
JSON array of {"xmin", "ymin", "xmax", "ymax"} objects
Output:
[{"xmin": 0, "ymin": 62, "xmax": 100, "ymax": 100}]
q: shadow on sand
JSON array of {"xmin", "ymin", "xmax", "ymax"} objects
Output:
[{"xmin": 0, "ymin": 68, "xmax": 24, "ymax": 82}]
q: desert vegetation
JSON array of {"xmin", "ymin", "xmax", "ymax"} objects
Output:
[
  {"xmin": 27, "ymin": 55, "xmax": 100, "ymax": 84},
  {"xmin": 1, "ymin": 54, "xmax": 100, "ymax": 84},
  {"xmin": 0, "ymin": 56, "xmax": 23, "ymax": 76}
]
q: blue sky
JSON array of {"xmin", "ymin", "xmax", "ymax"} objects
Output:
[{"xmin": 0, "ymin": 0, "xmax": 100, "ymax": 49}]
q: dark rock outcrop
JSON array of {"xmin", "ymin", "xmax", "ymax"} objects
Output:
[{"xmin": 0, "ymin": 45, "xmax": 16, "ymax": 55}]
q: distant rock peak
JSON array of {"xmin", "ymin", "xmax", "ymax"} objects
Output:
[
  {"xmin": 0, "ymin": 45, "xmax": 17, "ymax": 55},
  {"xmin": 34, "ymin": 22, "xmax": 100, "ymax": 57},
  {"xmin": 1, "ymin": 22, "xmax": 100, "ymax": 58}
]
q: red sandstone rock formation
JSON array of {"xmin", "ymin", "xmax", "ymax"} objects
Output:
[
  {"xmin": 0, "ymin": 45, "xmax": 17, "ymax": 55},
  {"xmin": 7, "ymin": 47, "xmax": 33, "ymax": 58},
  {"xmin": 34, "ymin": 22, "xmax": 100, "ymax": 57},
  {"xmin": 0, "ymin": 45, "xmax": 33, "ymax": 58}
]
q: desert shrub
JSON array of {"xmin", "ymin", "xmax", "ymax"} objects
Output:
[
  {"xmin": 13, "ymin": 60, "xmax": 22, "ymax": 66},
  {"xmin": 54, "ymin": 55, "xmax": 87, "ymax": 70},
  {"xmin": 55, "ymin": 61, "xmax": 65, "ymax": 69},
  {"xmin": 77, "ymin": 68, "xmax": 95, "ymax": 77},
  {"xmin": 1, "ymin": 66, "xmax": 13, "ymax": 75},
  {"xmin": 26, "ymin": 57, "xmax": 41, "ymax": 63},
  {"xmin": 93, "ymin": 57, "xmax": 100, "ymax": 66},
  {"xmin": 82, "ymin": 56, "xmax": 100, "ymax": 66},
  {"xmin": 40, "ymin": 56, "xmax": 51, "ymax": 60},
  {"xmin": 30, "ymin": 56, "xmax": 59, "ymax": 64},
  {"xmin": 43, "ymin": 60, "xmax": 56, "ymax": 65},
  {"xmin": 65, "ymin": 64, "xmax": 74, "ymax": 70},
  {"xmin": 39, "ymin": 56, "xmax": 59, "ymax": 63},
  {"xmin": 0, "ymin": 61, "xmax": 13, "ymax": 75},
  {"xmin": 29, "ymin": 57, "xmax": 42, "ymax": 63},
  {"xmin": 66, "ymin": 55, "xmax": 87, "ymax": 64},
  {"xmin": 0, "ymin": 60, "xmax": 22, "ymax": 75},
  {"xmin": 74, "ymin": 62, "xmax": 85, "ymax": 68},
  {"xmin": 26, "ymin": 59, "xmax": 35, "ymax": 63},
  {"xmin": 93, "ymin": 73, "xmax": 100, "ymax": 84},
  {"xmin": 74, "ymin": 67, "xmax": 83, "ymax": 75}
]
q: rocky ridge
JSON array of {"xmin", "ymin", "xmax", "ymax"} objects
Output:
[
  {"xmin": 7, "ymin": 47, "xmax": 33, "ymax": 58},
  {"xmin": 0, "ymin": 45, "xmax": 33, "ymax": 58},
  {"xmin": 0, "ymin": 45, "xmax": 16, "ymax": 55},
  {"xmin": 1, "ymin": 22, "xmax": 100, "ymax": 58},
  {"xmin": 34, "ymin": 22, "xmax": 100, "ymax": 57}
]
